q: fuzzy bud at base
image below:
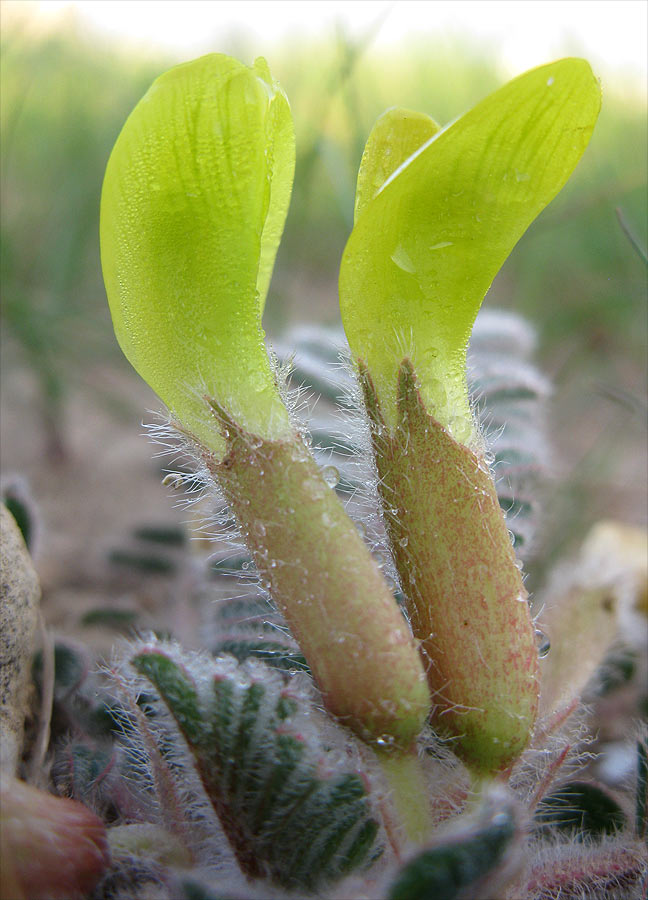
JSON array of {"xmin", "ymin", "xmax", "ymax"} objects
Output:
[
  {"xmin": 360, "ymin": 360, "xmax": 539, "ymax": 774},
  {"xmin": 204, "ymin": 404, "xmax": 431, "ymax": 750}
]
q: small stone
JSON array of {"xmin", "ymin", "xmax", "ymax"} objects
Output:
[{"xmin": 1, "ymin": 504, "xmax": 40, "ymax": 774}]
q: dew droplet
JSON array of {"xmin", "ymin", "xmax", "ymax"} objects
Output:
[
  {"xmin": 322, "ymin": 465, "xmax": 340, "ymax": 489},
  {"xmin": 398, "ymin": 536, "xmax": 409, "ymax": 548},
  {"xmin": 384, "ymin": 575, "xmax": 399, "ymax": 594},
  {"xmin": 162, "ymin": 473, "xmax": 183, "ymax": 490},
  {"xmin": 535, "ymin": 629, "xmax": 551, "ymax": 658},
  {"xmin": 491, "ymin": 811, "xmax": 510, "ymax": 827},
  {"xmin": 391, "ymin": 243, "xmax": 417, "ymax": 273}
]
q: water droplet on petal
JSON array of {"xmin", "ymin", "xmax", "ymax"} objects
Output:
[
  {"xmin": 391, "ymin": 243, "xmax": 417, "ymax": 273},
  {"xmin": 322, "ymin": 465, "xmax": 340, "ymax": 489},
  {"xmin": 491, "ymin": 811, "xmax": 510, "ymax": 828},
  {"xmin": 162, "ymin": 473, "xmax": 183, "ymax": 490},
  {"xmin": 535, "ymin": 629, "xmax": 550, "ymax": 658}
]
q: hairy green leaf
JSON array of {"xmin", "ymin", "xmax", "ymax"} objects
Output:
[
  {"xmin": 637, "ymin": 738, "xmax": 647, "ymax": 839},
  {"xmin": 131, "ymin": 646, "xmax": 381, "ymax": 890},
  {"xmin": 387, "ymin": 806, "xmax": 515, "ymax": 900},
  {"xmin": 535, "ymin": 781, "xmax": 627, "ymax": 839}
]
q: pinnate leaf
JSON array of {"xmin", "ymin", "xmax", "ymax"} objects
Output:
[
  {"xmin": 387, "ymin": 801, "xmax": 516, "ymax": 900},
  {"xmin": 130, "ymin": 645, "xmax": 380, "ymax": 890}
]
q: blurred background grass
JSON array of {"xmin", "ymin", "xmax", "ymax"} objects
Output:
[{"xmin": 0, "ymin": 6, "xmax": 646, "ymax": 586}]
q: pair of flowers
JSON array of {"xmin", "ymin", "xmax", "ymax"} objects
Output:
[{"xmin": 100, "ymin": 53, "xmax": 599, "ymax": 774}]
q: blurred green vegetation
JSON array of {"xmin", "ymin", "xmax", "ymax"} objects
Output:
[
  {"xmin": 273, "ymin": 36, "xmax": 647, "ymax": 373},
  {"xmin": 1, "ymin": 19, "xmax": 646, "ymax": 462},
  {"xmin": 1, "ymin": 25, "xmax": 162, "ymax": 454}
]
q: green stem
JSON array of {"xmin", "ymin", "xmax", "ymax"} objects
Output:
[{"xmin": 377, "ymin": 749, "xmax": 432, "ymax": 847}]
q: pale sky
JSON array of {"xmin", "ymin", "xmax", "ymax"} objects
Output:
[{"xmin": 7, "ymin": 0, "xmax": 648, "ymax": 96}]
